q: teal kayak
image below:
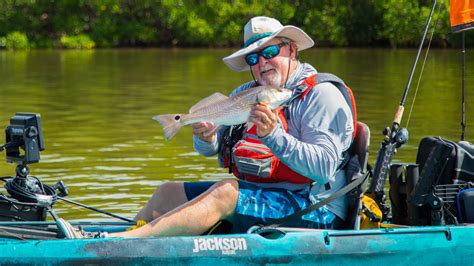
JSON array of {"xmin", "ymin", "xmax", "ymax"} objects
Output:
[{"xmin": 1, "ymin": 224, "xmax": 474, "ymax": 265}]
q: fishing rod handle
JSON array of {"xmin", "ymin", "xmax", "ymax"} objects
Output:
[{"xmin": 393, "ymin": 105, "xmax": 404, "ymax": 125}]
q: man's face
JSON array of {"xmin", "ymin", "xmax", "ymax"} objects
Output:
[{"xmin": 249, "ymin": 39, "xmax": 293, "ymax": 87}]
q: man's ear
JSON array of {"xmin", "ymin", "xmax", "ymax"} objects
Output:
[{"xmin": 290, "ymin": 42, "xmax": 298, "ymax": 60}]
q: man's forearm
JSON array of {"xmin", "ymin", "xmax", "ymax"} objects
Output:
[{"xmin": 193, "ymin": 135, "xmax": 219, "ymax": 156}]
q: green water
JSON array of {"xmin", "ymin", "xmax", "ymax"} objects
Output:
[{"xmin": 0, "ymin": 48, "xmax": 473, "ymax": 220}]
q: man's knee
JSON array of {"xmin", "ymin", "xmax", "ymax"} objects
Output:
[
  {"xmin": 151, "ymin": 182, "xmax": 187, "ymax": 213},
  {"xmin": 156, "ymin": 182, "xmax": 186, "ymax": 199},
  {"xmin": 213, "ymin": 179, "xmax": 239, "ymax": 198},
  {"xmin": 209, "ymin": 179, "xmax": 239, "ymax": 217}
]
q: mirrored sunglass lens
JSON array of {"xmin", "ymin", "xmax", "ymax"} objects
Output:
[
  {"xmin": 245, "ymin": 53, "xmax": 259, "ymax": 65},
  {"xmin": 261, "ymin": 45, "xmax": 279, "ymax": 59}
]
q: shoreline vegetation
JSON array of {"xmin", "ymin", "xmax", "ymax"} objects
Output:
[{"xmin": 0, "ymin": 0, "xmax": 472, "ymax": 50}]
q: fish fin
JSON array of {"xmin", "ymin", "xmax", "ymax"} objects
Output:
[
  {"xmin": 152, "ymin": 114, "xmax": 183, "ymax": 141},
  {"xmin": 189, "ymin": 93, "xmax": 228, "ymax": 113}
]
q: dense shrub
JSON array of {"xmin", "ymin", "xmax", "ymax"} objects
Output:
[
  {"xmin": 2, "ymin": 32, "xmax": 29, "ymax": 50},
  {"xmin": 60, "ymin": 34, "xmax": 96, "ymax": 49},
  {"xmin": 0, "ymin": 0, "xmax": 471, "ymax": 48}
]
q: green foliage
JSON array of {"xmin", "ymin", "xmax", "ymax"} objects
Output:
[
  {"xmin": 3, "ymin": 31, "xmax": 29, "ymax": 50},
  {"xmin": 344, "ymin": 0, "xmax": 384, "ymax": 46},
  {"xmin": 0, "ymin": 0, "xmax": 467, "ymax": 48},
  {"xmin": 60, "ymin": 34, "xmax": 96, "ymax": 49},
  {"xmin": 296, "ymin": 1, "xmax": 349, "ymax": 46},
  {"xmin": 379, "ymin": 0, "xmax": 423, "ymax": 47}
]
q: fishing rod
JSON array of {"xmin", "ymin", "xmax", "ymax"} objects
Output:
[
  {"xmin": 0, "ymin": 221, "xmax": 134, "ymax": 226},
  {"xmin": 365, "ymin": 0, "xmax": 438, "ymax": 220},
  {"xmin": 58, "ymin": 196, "xmax": 134, "ymax": 222}
]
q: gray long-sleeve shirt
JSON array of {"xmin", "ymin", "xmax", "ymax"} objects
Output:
[{"xmin": 193, "ymin": 63, "xmax": 354, "ymax": 220}]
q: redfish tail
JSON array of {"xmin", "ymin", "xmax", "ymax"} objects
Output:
[{"xmin": 152, "ymin": 114, "xmax": 183, "ymax": 141}]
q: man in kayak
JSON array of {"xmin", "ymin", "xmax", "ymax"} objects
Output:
[{"xmin": 58, "ymin": 16, "xmax": 356, "ymax": 238}]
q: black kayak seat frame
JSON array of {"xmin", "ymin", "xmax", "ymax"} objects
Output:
[{"xmin": 345, "ymin": 121, "xmax": 371, "ymax": 230}]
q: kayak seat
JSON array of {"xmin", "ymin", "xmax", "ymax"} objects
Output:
[{"xmin": 343, "ymin": 121, "xmax": 370, "ymax": 230}]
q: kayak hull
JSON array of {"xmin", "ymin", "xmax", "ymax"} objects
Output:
[{"xmin": 1, "ymin": 225, "xmax": 473, "ymax": 265}]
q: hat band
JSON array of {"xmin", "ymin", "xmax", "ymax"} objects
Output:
[{"xmin": 244, "ymin": 32, "xmax": 273, "ymax": 47}]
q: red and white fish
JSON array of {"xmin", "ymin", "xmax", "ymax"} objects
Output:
[{"xmin": 153, "ymin": 86, "xmax": 292, "ymax": 140}]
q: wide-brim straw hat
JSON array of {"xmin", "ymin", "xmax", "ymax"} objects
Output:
[{"xmin": 223, "ymin": 16, "xmax": 314, "ymax": 72}]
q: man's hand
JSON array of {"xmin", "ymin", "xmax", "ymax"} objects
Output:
[
  {"xmin": 249, "ymin": 103, "xmax": 278, "ymax": 137},
  {"xmin": 192, "ymin": 122, "xmax": 217, "ymax": 143}
]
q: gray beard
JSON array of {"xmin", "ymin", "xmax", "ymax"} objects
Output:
[{"xmin": 260, "ymin": 71, "xmax": 282, "ymax": 87}]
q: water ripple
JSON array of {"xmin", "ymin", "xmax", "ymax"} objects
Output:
[
  {"xmin": 42, "ymin": 157, "xmax": 86, "ymax": 163},
  {"xmin": 94, "ymin": 166, "xmax": 142, "ymax": 171},
  {"xmin": 101, "ymin": 157, "xmax": 164, "ymax": 162}
]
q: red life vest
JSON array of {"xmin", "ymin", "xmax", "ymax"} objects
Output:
[{"xmin": 221, "ymin": 73, "xmax": 357, "ymax": 184}]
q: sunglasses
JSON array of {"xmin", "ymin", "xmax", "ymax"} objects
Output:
[{"xmin": 244, "ymin": 42, "xmax": 288, "ymax": 66}]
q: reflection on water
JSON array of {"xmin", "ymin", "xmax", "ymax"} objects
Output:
[{"xmin": 0, "ymin": 48, "xmax": 473, "ymax": 219}]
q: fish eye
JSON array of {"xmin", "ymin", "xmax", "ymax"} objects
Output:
[{"xmin": 174, "ymin": 115, "xmax": 181, "ymax": 120}]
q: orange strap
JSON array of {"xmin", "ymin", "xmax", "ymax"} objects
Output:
[
  {"xmin": 297, "ymin": 73, "xmax": 357, "ymax": 139},
  {"xmin": 298, "ymin": 74, "xmax": 317, "ymax": 99}
]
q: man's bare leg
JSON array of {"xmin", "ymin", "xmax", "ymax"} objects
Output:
[
  {"xmin": 134, "ymin": 182, "xmax": 189, "ymax": 222},
  {"xmin": 112, "ymin": 179, "xmax": 239, "ymax": 238}
]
